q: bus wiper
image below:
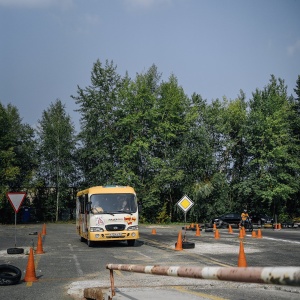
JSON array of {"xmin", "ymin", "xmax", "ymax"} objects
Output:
[
  {"xmin": 102, "ymin": 211, "xmax": 115, "ymax": 216},
  {"xmin": 116, "ymin": 210, "xmax": 133, "ymax": 215}
]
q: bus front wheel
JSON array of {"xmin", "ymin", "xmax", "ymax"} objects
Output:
[{"xmin": 87, "ymin": 239, "xmax": 94, "ymax": 247}]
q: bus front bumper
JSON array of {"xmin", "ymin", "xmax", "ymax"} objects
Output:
[{"xmin": 89, "ymin": 231, "xmax": 139, "ymax": 241}]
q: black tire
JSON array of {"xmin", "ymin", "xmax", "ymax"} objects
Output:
[
  {"xmin": 87, "ymin": 239, "xmax": 94, "ymax": 247},
  {"xmin": 175, "ymin": 241, "xmax": 195, "ymax": 249},
  {"xmin": 182, "ymin": 241, "xmax": 195, "ymax": 249},
  {"xmin": 127, "ymin": 240, "xmax": 135, "ymax": 247},
  {"xmin": 7, "ymin": 248, "xmax": 24, "ymax": 255},
  {"xmin": 29, "ymin": 232, "xmax": 38, "ymax": 235},
  {"xmin": 0, "ymin": 264, "xmax": 22, "ymax": 286}
]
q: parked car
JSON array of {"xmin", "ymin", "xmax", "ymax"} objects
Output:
[
  {"xmin": 249, "ymin": 213, "xmax": 273, "ymax": 225},
  {"xmin": 281, "ymin": 221, "xmax": 296, "ymax": 228},
  {"xmin": 211, "ymin": 212, "xmax": 241, "ymax": 228}
]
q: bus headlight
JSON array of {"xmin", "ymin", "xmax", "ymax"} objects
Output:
[
  {"xmin": 128, "ymin": 225, "xmax": 138, "ymax": 231},
  {"xmin": 90, "ymin": 227, "xmax": 104, "ymax": 232}
]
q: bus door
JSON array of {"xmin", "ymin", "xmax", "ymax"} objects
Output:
[{"xmin": 77, "ymin": 193, "xmax": 89, "ymax": 239}]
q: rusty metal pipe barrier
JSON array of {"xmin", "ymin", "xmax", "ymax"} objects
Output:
[{"xmin": 106, "ymin": 264, "xmax": 300, "ymax": 298}]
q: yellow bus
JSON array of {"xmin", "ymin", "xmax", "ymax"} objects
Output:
[{"xmin": 76, "ymin": 185, "xmax": 140, "ymax": 247}]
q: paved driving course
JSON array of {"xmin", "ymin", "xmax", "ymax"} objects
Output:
[{"xmin": 1, "ymin": 223, "xmax": 300, "ymax": 300}]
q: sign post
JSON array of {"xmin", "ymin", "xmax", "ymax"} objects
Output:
[
  {"xmin": 176, "ymin": 195, "xmax": 194, "ymax": 225},
  {"xmin": 6, "ymin": 192, "xmax": 26, "ymax": 247}
]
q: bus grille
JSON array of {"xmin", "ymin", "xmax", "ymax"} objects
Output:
[{"xmin": 106, "ymin": 224, "xmax": 126, "ymax": 231}]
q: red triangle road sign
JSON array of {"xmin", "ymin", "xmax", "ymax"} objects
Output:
[{"xmin": 6, "ymin": 192, "xmax": 26, "ymax": 213}]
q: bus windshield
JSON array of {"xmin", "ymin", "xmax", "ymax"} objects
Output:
[{"xmin": 90, "ymin": 193, "xmax": 137, "ymax": 214}]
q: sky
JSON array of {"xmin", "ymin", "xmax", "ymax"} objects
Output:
[{"xmin": 1, "ymin": 0, "xmax": 299, "ymax": 131}]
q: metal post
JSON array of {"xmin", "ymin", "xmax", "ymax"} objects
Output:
[
  {"xmin": 14, "ymin": 212, "xmax": 17, "ymax": 247},
  {"xmin": 109, "ymin": 269, "xmax": 115, "ymax": 297}
]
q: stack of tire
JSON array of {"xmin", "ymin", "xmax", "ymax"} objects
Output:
[
  {"xmin": 0, "ymin": 247, "xmax": 24, "ymax": 285},
  {"xmin": 0, "ymin": 264, "xmax": 22, "ymax": 286}
]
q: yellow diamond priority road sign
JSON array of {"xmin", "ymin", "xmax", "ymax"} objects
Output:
[{"xmin": 177, "ymin": 195, "xmax": 194, "ymax": 213}]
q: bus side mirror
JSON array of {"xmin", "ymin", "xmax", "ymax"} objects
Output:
[{"xmin": 138, "ymin": 203, "xmax": 142, "ymax": 214}]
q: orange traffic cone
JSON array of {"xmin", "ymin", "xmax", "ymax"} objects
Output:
[
  {"xmin": 242, "ymin": 226, "xmax": 246, "ymax": 237},
  {"xmin": 257, "ymin": 228, "xmax": 262, "ymax": 238},
  {"xmin": 42, "ymin": 223, "xmax": 47, "ymax": 235},
  {"xmin": 24, "ymin": 248, "xmax": 38, "ymax": 282},
  {"xmin": 228, "ymin": 224, "xmax": 233, "ymax": 234},
  {"xmin": 213, "ymin": 223, "xmax": 217, "ymax": 231},
  {"xmin": 175, "ymin": 231, "xmax": 183, "ymax": 251},
  {"xmin": 35, "ymin": 232, "xmax": 44, "ymax": 254},
  {"xmin": 151, "ymin": 228, "xmax": 157, "ymax": 235},
  {"xmin": 191, "ymin": 223, "xmax": 195, "ymax": 229},
  {"xmin": 238, "ymin": 228, "xmax": 244, "ymax": 239},
  {"xmin": 278, "ymin": 223, "xmax": 282, "ymax": 230},
  {"xmin": 238, "ymin": 240, "xmax": 247, "ymax": 267},
  {"xmin": 251, "ymin": 230, "xmax": 257, "ymax": 238},
  {"xmin": 214, "ymin": 229, "xmax": 220, "ymax": 239},
  {"xmin": 195, "ymin": 224, "xmax": 201, "ymax": 236}
]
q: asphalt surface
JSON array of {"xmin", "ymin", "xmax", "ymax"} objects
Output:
[{"xmin": 0, "ymin": 222, "xmax": 300, "ymax": 300}]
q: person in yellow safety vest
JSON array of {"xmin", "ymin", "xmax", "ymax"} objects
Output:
[{"xmin": 240, "ymin": 209, "xmax": 249, "ymax": 227}]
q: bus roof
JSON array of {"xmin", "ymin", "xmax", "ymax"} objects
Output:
[{"xmin": 76, "ymin": 185, "xmax": 135, "ymax": 197}]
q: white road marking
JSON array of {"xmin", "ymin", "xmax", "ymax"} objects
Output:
[
  {"xmin": 137, "ymin": 251, "xmax": 152, "ymax": 259},
  {"xmin": 68, "ymin": 244, "xmax": 84, "ymax": 276},
  {"xmin": 263, "ymin": 236, "xmax": 300, "ymax": 245}
]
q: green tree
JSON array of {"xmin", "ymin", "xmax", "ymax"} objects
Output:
[
  {"xmin": 243, "ymin": 75, "xmax": 299, "ymax": 217},
  {"xmin": 222, "ymin": 93, "xmax": 248, "ymax": 211},
  {"xmin": 114, "ymin": 65, "xmax": 161, "ymax": 198},
  {"xmin": 186, "ymin": 96, "xmax": 231, "ymax": 222},
  {"xmin": 72, "ymin": 60, "xmax": 300, "ymax": 224},
  {"xmin": 293, "ymin": 75, "xmax": 300, "ymax": 109},
  {"xmin": 0, "ymin": 102, "xmax": 36, "ymax": 222},
  {"xmin": 285, "ymin": 75, "xmax": 300, "ymax": 219},
  {"xmin": 72, "ymin": 59, "xmax": 124, "ymax": 186},
  {"xmin": 36, "ymin": 99, "xmax": 76, "ymax": 221},
  {"xmin": 149, "ymin": 74, "xmax": 188, "ymax": 222},
  {"xmin": 0, "ymin": 103, "xmax": 17, "ymax": 201}
]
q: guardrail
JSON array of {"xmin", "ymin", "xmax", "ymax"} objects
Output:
[{"xmin": 106, "ymin": 264, "xmax": 300, "ymax": 298}]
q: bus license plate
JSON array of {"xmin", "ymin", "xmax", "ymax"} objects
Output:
[{"xmin": 109, "ymin": 233, "xmax": 122, "ymax": 237}]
